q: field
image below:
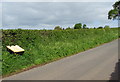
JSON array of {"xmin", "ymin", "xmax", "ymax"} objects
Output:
[{"xmin": 1, "ymin": 28, "xmax": 118, "ymax": 76}]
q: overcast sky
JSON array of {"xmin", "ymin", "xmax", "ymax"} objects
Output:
[{"xmin": 1, "ymin": 0, "xmax": 119, "ymax": 29}]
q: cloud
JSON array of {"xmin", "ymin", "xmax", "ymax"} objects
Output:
[
  {"xmin": 2, "ymin": 0, "xmax": 117, "ymax": 2},
  {"xmin": 2, "ymin": 2, "xmax": 118, "ymax": 29}
]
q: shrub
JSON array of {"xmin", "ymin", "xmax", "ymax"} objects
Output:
[
  {"xmin": 98, "ymin": 26, "xmax": 103, "ymax": 29},
  {"xmin": 74, "ymin": 23, "xmax": 82, "ymax": 29},
  {"xmin": 104, "ymin": 25, "xmax": 110, "ymax": 29},
  {"xmin": 66, "ymin": 27, "xmax": 71, "ymax": 30},
  {"xmin": 83, "ymin": 24, "xmax": 87, "ymax": 29},
  {"xmin": 54, "ymin": 26, "xmax": 62, "ymax": 30}
]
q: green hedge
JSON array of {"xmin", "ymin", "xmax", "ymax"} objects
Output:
[{"xmin": 2, "ymin": 28, "xmax": 118, "ymax": 76}]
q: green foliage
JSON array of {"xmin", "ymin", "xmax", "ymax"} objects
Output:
[
  {"xmin": 2, "ymin": 28, "xmax": 118, "ymax": 76},
  {"xmin": 54, "ymin": 26, "xmax": 62, "ymax": 30},
  {"xmin": 74, "ymin": 23, "xmax": 82, "ymax": 29},
  {"xmin": 108, "ymin": 1, "xmax": 120, "ymax": 20},
  {"xmin": 97, "ymin": 26, "xmax": 103, "ymax": 29},
  {"xmin": 83, "ymin": 24, "xmax": 87, "ymax": 29},
  {"xmin": 66, "ymin": 27, "xmax": 71, "ymax": 30},
  {"xmin": 104, "ymin": 25, "xmax": 110, "ymax": 29}
]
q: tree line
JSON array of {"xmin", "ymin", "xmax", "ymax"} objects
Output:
[
  {"xmin": 54, "ymin": 0, "xmax": 120, "ymax": 30},
  {"xmin": 54, "ymin": 23, "xmax": 110, "ymax": 30}
]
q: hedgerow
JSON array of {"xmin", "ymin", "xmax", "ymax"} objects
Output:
[{"xmin": 2, "ymin": 28, "xmax": 118, "ymax": 76}]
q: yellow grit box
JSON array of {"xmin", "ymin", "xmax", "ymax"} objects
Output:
[{"xmin": 6, "ymin": 45, "xmax": 24, "ymax": 53}]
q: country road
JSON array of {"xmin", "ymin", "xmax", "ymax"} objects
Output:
[{"xmin": 3, "ymin": 39, "xmax": 119, "ymax": 80}]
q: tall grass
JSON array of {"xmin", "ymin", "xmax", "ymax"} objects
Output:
[{"xmin": 2, "ymin": 28, "xmax": 118, "ymax": 76}]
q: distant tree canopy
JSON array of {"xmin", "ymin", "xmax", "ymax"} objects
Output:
[
  {"xmin": 54, "ymin": 26, "xmax": 62, "ymax": 30},
  {"xmin": 98, "ymin": 26, "xmax": 103, "ymax": 29},
  {"xmin": 108, "ymin": 1, "xmax": 120, "ymax": 20},
  {"xmin": 83, "ymin": 24, "xmax": 87, "ymax": 29},
  {"xmin": 66, "ymin": 27, "xmax": 71, "ymax": 30},
  {"xmin": 74, "ymin": 23, "xmax": 82, "ymax": 29},
  {"xmin": 104, "ymin": 25, "xmax": 110, "ymax": 29},
  {"xmin": 53, "ymin": 23, "xmax": 111, "ymax": 30}
]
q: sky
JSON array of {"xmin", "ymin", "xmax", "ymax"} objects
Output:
[{"xmin": 0, "ymin": 0, "xmax": 119, "ymax": 29}]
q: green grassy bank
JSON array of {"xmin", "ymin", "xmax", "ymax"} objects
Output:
[{"xmin": 2, "ymin": 28, "xmax": 118, "ymax": 76}]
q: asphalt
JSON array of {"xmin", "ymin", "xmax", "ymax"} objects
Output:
[{"xmin": 3, "ymin": 39, "xmax": 118, "ymax": 80}]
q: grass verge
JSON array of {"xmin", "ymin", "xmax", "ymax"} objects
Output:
[{"xmin": 2, "ymin": 28, "xmax": 118, "ymax": 77}]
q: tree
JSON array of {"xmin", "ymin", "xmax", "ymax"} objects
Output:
[
  {"xmin": 97, "ymin": 26, "xmax": 103, "ymax": 29},
  {"xmin": 83, "ymin": 24, "xmax": 87, "ymax": 29},
  {"xmin": 66, "ymin": 27, "xmax": 71, "ymax": 30},
  {"xmin": 108, "ymin": 1, "xmax": 120, "ymax": 20},
  {"xmin": 104, "ymin": 25, "xmax": 110, "ymax": 29},
  {"xmin": 74, "ymin": 23, "xmax": 82, "ymax": 29},
  {"xmin": 54, "ymin": 26, "xmax": 62, "ymax": 30}
]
